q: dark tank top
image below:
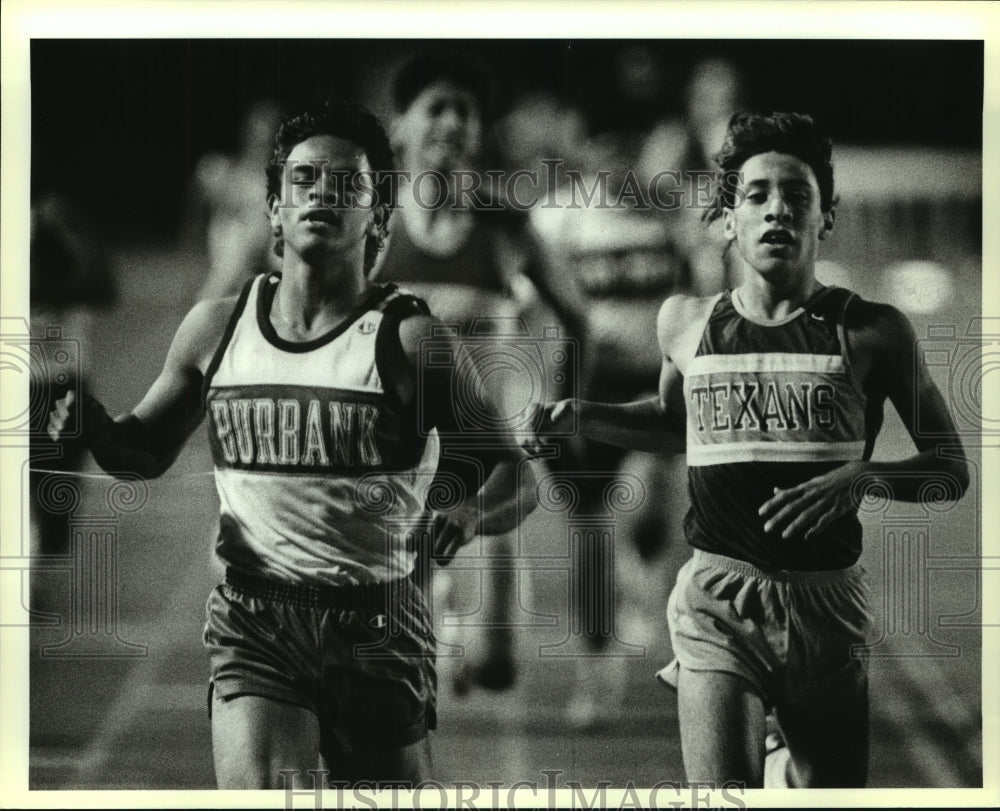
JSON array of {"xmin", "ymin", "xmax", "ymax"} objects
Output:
[
  {"xmin": 375, "ymin": 212, "xmax": 508, "ymax": 293},
  {"xmin": 684, "ymin": 286, "xmax": 872, "ymax": 571}
]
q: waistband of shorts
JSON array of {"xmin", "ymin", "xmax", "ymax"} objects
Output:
[
  {"xmin": 690, "ymin": 548, "xmax": 865, "ymax": 585},
  {"xmin": 224, "ymin": 567, "xmax": 414, "ymax": 610}
]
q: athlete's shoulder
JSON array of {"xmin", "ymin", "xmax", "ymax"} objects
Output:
[
  {"xmin": 189, "ymin": 271, "xmax": 259, "ymax": 337},
  {"xmin": 659, "ymin": 290, "xmax": 719, "ymax": 318},
  {"xmin": 189, "ymin": 293, "xmax": 244, "ymax": 322},
  {"xmin": 395, "ymin": 310, "xmax": 441, "ymax": 359},
  {"xmin": 172, "ymin": 292, "xmax": 245, "ymax": 370},
  {"xmin": 658, "ymin": 292, "xmax": 719, "ymax": 342},
  {"xmin": 657, "ymin": 292, "xmax": 721, "ymax": 370},
  {"xmin": 836, "ymin": 292, "xmax": 919, "ymax": 390},
  {"xmin": 842, "ymin": 293, "xmax": 915, "ymax": 346}
]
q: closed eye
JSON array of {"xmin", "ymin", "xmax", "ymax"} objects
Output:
[{"xmin": 290, "ymin": 167, "xmax": 316, "ymax": 185}]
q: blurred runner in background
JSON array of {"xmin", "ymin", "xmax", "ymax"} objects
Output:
[
  {"xmin": 192, "ymin": 99, "xmax": 282, "ymax": 301},
  {"xmin": 516, "ymin": 69, "xmax": 691, "ymax": 727},
  {"xmin": 373, "ymin": 53, "xmax": 580, "ymax": 697}
]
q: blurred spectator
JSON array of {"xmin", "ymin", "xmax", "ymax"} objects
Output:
[
  {"xmin": 509, "ymin": 77, "xmax": 690, "ymax": 727},
  {"xmin": 191, "ymin": 99, "xmax": 281, "ymax": 301},
  {"xmin": 638, "ymin": 57, "xmax": 748, "ymax": 294},
  {"xmin": 493, "ymin": 91, "xmax": 587, "ymax": 196}
]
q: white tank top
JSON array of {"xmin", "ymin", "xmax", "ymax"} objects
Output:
[{"xmin": 203, "ymin": 273, "xmax": 440, "ymax": 586}]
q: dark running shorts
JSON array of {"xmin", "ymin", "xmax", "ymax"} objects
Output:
[
  {"xmin": 203, "ymin": 568, "xmax": 437, "ymax": 755},
  {"xmin": 658, "ymin": 548, "xmax": 873, "ymax": 705}
]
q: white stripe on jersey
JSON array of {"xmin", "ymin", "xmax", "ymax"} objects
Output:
[
  {"xmin": 687, "ymin": 352, "xmax": 845, "ymax": 376},
  {"xmin": 687, "ymin": 439, "xmax": 867, "ymax": 466}
]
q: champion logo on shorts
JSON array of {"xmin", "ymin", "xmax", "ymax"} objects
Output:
[
  {"xmin": 357, "ymin": 319, "xmax": 377, "ymax": 334},
  {"xmin": 369, "ymin": 613, "xmax": 387, "ymax": 629}
]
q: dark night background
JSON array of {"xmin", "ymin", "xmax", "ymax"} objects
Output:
[{"xmin": 30, "ymin": 39, "xmax": 983, "ymax": 242}]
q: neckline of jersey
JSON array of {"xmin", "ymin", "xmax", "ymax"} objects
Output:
[
  {"xmin": 730, "ymin": 285, "xmax": 830, "ymax": 327},
  {"xmin": 256, "ymin": 272, "xmax": 394, "ymax": 353}
]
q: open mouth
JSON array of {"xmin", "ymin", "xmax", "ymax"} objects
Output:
[
  {"xmin": 301, "ymin": 209, "xmax": 341, "ymax": 225},
  {"xmin": 760, "ymin": 230, "xmax": 795, "ymax": 246}
]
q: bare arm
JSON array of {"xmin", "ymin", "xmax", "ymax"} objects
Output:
[
  {"xmin": 48, "ymin": 299, "xmax": 229, "ymax": 478},
  {"xmin": 534, "ymin": 295, "xmax": 693, "ymax": 452},
  {"xmin": 861, "ymin": 304, "xmax": 970, "ymax": 496},
  {"xmin": 573, "ymin": 360, "xmax": 686, "ymax": 453},
  {"xmin": 760, "ymin": 301, "xmax": 969, "ymax": 540}
]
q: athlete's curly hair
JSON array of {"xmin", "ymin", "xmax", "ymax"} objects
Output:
[
  {"xmin": 265, "ymin": 100, "xmax": 395, "ymax": 275},
  {"xmin": 704, "ymin": 111, "xmax": 836, "ymax": 224}
]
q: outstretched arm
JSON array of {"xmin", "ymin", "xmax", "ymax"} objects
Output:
[
  {"xmin": 759, "ymin": 302, "xmax": 969, "ymax": 540},
  {"xmin": 48, "ymin": 299, "xmax": 227, "ymax": 478},
  {"xmin": 533, "ymin": 295, "xmax": 691, "ymax": 452}
]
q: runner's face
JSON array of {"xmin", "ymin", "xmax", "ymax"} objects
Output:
[
  {"xmin": 269, "ymin": 135, "xmax": 382, "ymax": 261},
  {"xmin": 723, "ymin": 151, "xmax": 833, "ymax": 282},
  {"xmin": 396, "ymin": 80, "xmax": 482, "ymax": 171}
]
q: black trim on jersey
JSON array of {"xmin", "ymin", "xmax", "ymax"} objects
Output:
[
  {"xmin": 833, "ymin": 290, "xmax": 884, "ymax": 461},
  {"xmin": 806, "ymin": 285, "xmax": 870, "ymax": 399},
  {"xmin": 702, "ymin": 285, "xmax": 854, "ymax": 357},
  {"xmin": 256, "ymin": 272, "xmax": 395, "ymax": 353},
  {"xmin": 372, "ymin": 292, "xmax": 433, "ymax": 470},
  {"xmin": 833, "ymin": 290, "xmax": 867, "ymax": 397},
  {"xmin": 804, "ymin": 284, "xmax": 848, "ymax": 318},
  {"xmin": 374, "ymin": 292, "xmax": 431, "ymax": 418},
  {"xmin": 201, "ymin": 274, "xmax": 258, "ymax": 405}
]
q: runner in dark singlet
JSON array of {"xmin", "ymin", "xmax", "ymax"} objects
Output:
[
  {"xmin": 534, "ymin": 112, "xmax": 969, "ymax": 786},
  {"xmin": 373, "ymin": 53, "xmax": 575, "ymax": 695}
]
